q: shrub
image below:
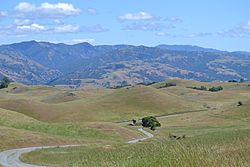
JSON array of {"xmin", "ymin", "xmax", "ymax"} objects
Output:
[
  {"xmin": 200, "ymin": 86, "xmax": 207, "ymax": 91},
  {"xmin": 238, "ymin": 101, "xmax": 243, "ymax": 106},
  {"xmin": 188, "ymin": 86, "xmax": 207, "ymax": 91},
  {"xmin": 188, "ymin": 85, "xmax": 223, "ymax": 92},
  {"xmin": 158, "ymin": 83, "xmax": 176, "ymax": 89},
  {"xmin": 208, "ymin": 86, "xmax": 223, "ymax": 92},
  {"xmin": 228, "ymin": 80, "xmax": 238, "ymax": 83}
]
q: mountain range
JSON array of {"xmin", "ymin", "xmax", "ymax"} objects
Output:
[{"xmin": 0, "ymin": 41, "xmax": 249, "ymax": 88}]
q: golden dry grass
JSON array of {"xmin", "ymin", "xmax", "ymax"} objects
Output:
[{"xmin": 1, "ymin": 79, "xmax": 250, "ymax": 167}]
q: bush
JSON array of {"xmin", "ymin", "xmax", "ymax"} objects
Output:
[
  {"xmin": 238, "ymin": 101, "xmax": 243, "ymax": 106},
  {"xmin": 142, "ymin": 116, "xmax": 161, "ymax": 130},
  {"xmin": 0, "ymin": 77, "xmax": 11, "ymax": 89},
  {"xmin": 208, "ymin": 86, "xmax": 223, "ymax": 92},
  {"xmin": 228, "ymin": 80, "xmax": 238, "ymax": 83},
  {"xmin": 200, "ymin": 86, "xmax": 207, "ymax": 91},
  {"xmin": 188, "ymin": 86, "xmax": 207, "ymax": 91},
  {"xmin": 158, "ymin": 83, "xmax": 176, "ymax": 89},
  {"xmin": 188, "ymin": 85, "xmax": 223, "ymax": 92},
  {"xmin": 137, "ymin": 82, "xmax": 156, "ymax": 86}
]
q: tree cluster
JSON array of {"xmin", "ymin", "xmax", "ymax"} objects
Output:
[
  {"xmin": 0, "ymin": 77, "xmax": 11, "ymax": 89},
  {"xmin": 188, "ymin": 86, "xmax": 207, "ymax": 91},
  {"xmin": 208, "ymin": 86, "xmax": 223, "ymax": 92},
  {"xmin": 142, "ymin": 116, "xmax": 161, "ymax": 131},
  {"xmin": 188, "ymin": 85, "xmax": 223, "ymax": 92},
  {"xmin": 157, "ymin": 82, "xmax": 176, "ymax": 89}
]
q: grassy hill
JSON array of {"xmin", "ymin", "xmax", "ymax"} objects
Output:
[
  {"xmin": 0, "ymin": 79, "xmax": 249, "ymax": 166},
  {"xmin": 0, "ymin": 82, "xmax": 205, "ymax": 122}
]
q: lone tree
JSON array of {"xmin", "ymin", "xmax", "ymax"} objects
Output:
[
  {"xmin": 142, "ymin": 116, "xmax": 161, "ymax": 131},
  {"xmin": 0, "ymin": 77, "xmax": 11, "ymax": 89}
]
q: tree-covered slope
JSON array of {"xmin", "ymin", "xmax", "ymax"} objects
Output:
[{"xmin": 0, "ymin": 41, "xmax": 249, "ymax": 87}]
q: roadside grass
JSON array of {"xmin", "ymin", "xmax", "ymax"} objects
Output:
[
  {"xmin": 21, "ymin": 128, "xmax": 250, "ymax": 167},
  {"xmin": 0, "ymin": 126, "xmax": 83, "ymax": 151}
]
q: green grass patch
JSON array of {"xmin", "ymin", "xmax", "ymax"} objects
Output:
[
  {"xmin": 22, "ymin": 128, "xmax": 250, "ymax": 167},
  {"xmin": 0, "ymin": 108, "xmax": 125, "ymax": 142}
]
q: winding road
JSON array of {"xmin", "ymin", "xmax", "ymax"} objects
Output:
[
  {"xmin": 0, "ymin": 109, "xmax": 210, "ymax": 167},
  {"xmin": 0, "ymin": 128, "xmax": 153, "ymax": 167},
  {"xmin": 127, "ymin": 128, "xmax": 154, "ymax": 144}
]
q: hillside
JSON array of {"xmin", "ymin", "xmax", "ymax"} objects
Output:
[
  {"xmin": 0, "ymin": 46, "xmax": 61, "ymax": 84},
  {"xmin": 0, "ymin": 79, "xmax": 249, "ymax": 167},
  {"xmin": 0, "ymin": 41, "xmax": 250, "ymax": 87},
  {"xmin": 0, "ymin": 81, "xmax": 204, "ymax": 122}
]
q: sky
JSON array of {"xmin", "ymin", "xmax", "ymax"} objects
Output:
[{"xmin": 0, "ymin": 0, "xmax": 250, "ymax": 51}]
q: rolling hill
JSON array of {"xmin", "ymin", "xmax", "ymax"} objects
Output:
[{"xmin": 0, "ymin": 79, "xmax": 249, "ymax": 167}]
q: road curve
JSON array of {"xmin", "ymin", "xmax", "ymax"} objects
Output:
[
  {"xmin": 127, "ymin": 128, "xmax": 154, "ymax": 144},
  {"xmin": 0, "ymin": 145, "xmax": 80, "ymax": 167},
  {"xmin": 0, "ymin": 128, "xmax": 153, "ymax": 167}
]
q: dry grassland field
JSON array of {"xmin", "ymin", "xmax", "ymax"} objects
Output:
[{"xmin": 0, "ymin": 79, "xmax": 249, "ymax": 167}]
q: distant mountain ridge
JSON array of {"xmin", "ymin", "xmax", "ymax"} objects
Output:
[
  {"xmin": 156, "ymin": 44, "xmax": 223, "ymax": 53},
  {"xmin": 0, "ymin": 41, "xmax": 249, "ymax": 87}
]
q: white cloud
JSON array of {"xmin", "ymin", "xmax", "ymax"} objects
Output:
[
  {"xmin": 44, "ymin": 38, "xmax": 96, "ymax": 45},
  {"xmin": 124, "ymin": 22, "xmax": 167, "ymax": 31},
  {"xmin": 218, "ymin": 21, "xmax": 250, "ymax": 38},
  {"xmin": 242, "ymin": 20, "xmax": 250, "ymax": 30},
  {"xmin": 171, "ymin": 32, "xmax": 213, "ymax": 38},
  {"xmin": 87, "ymin": 8, "xmax": 97, "ymax": 15},
  {"xmin": 156, "ymin": 32, "xmax": 168, "ymax": 36},
  {"xmin": 0, "ymin": 23, "xmax": 82, "ymax": 36},
  {"xmin": 186, "ymin": 33, "xmax": 212, "ymax": 38},
  {"xmin": 54, "ymin": 24, "xmax": 80, "ymax": 33},
  {"xmin": 17, "ymin": 23, "xmax": 45, "ymax": 31},
  {"xmin": 14, "ymin": 19, "xmax": 32, "ymax": 25},
  {"xmin": 39, "ymin": 2, "xmax": 80, "ymax": 15},
  {"xmin": 71, "ymin": 38, "xmax": 95, "ymax": 44},
  {"xmin": 119, "ymin": 14, "xmax": 182, "ymax": 32},
  {"xmin": 165, "ymin": 17, "xmax": 183, "ymax": 23},
  {"xmin": 83, "ymin": 24, "xmax": 108, "ymax": 33},
  {"xmin": 119, "ymin": 12, "xmax": 153, "ymax": 21},
  {"xmin": 15, "ymin": 2, "xmax": 80, "ymax": 18},
  {"xmin": 53, "ymin": 19, "xmax": 62, "ymax": 24},
  {"xmin": 15, "ymin": 2, "xmax": 36, "ymax": 12},
  {"xmin": 0, "ymin": 11, "xmax": 8, "ymax": 17}
]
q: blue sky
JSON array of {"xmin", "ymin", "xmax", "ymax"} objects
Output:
[{"xmin": 0, "ymin": 0, "xmax": 250, "ymax": 51}]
